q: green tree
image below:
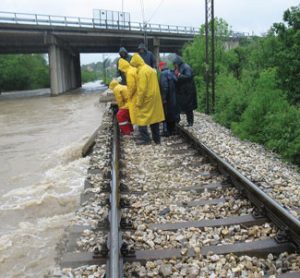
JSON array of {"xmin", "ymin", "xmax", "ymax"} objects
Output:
[
  {"xmin": 232, "ymin": 69, "xmax": 285, "ymax": 143},
  {"xmin": 81, "ymin": 58, "xmax": 115, "ymax": 85},
  {"xmin": 230, "ymin": 68, "xmax": 300, "ymax": 165},
  {"xmin": 183, "ymin": 18, "xmax": 232, "ymax": 112},
  {"xmin": 81, "ymin": 70, "xmax": 99, "ymax": 83},
  {"xmin": 272, "ymin": 4, "xmax": 300, "ymax": 105},
  {"xmin": 0, "ymin": 54, "xmax": 49, "ymax": 92},
  {"xmin": 181, "ymin": 8, "xmax": 300, "ymax": 166}
]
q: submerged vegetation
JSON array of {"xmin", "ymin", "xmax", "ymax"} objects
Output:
[{"xmin": 183, "ymin": 4, "xmax": 300, "ymax": 166}]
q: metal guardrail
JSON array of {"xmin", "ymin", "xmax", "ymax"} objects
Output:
[{"xmin": 0, "ymin": 11, "xmax": 199, "ymax": 35}]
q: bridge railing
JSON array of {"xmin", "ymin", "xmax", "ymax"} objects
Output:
[{"xmin": 0, "ymin": 11, "xmax": 199, "ymax": 35}]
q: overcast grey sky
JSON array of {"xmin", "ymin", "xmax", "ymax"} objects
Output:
[{"xmin": 1, "ymin": 0, "xmax": 299, "ymax": 64}]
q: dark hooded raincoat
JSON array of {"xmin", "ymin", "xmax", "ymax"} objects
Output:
[
  {"xmin": 159, "ymin": 68, "xmax": 179, "ymax": 122},
  {"xmin": 137, "ymin": 43, "xmax": 156, "ymax": 69},
  {"xmin": 173, "ymin": 56, "xmax": 198, "ymax": 113},
  {"xmin": 117, "ymin": 47, "xmax": 132, "ymax": 85}
]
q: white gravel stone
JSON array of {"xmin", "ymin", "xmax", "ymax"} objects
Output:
[{"xmin": 185, "ymin": 113, "xmax": 300, "ymax": 218}]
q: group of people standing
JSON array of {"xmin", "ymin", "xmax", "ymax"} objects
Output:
[{"xmin": 109, "ymin": 43, "xmax": 197, "ymax": 145}]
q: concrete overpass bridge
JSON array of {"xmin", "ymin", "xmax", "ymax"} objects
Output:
[{"xmin": 0, "ymin": 11, "xmax": 200, "ymax": 95}]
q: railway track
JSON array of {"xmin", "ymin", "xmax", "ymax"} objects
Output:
[{"xmin": 59, "ymin": 107, "xmax": 300, "ymax": 277}]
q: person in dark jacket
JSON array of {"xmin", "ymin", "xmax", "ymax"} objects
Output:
[
  {"xmin": 173, "ymin": 55, "xmax": 197, "ymax": 126},
  {"xmin": 158, "ymin": 61, "xmax": 179, "ymax": 136},
  {"xmin": 137, "ymin": 43, "xmax": 156, "ymax": 68},
  {"xmin": 117, "ymin": 47, "xmax": 132, "ymax": 85}
]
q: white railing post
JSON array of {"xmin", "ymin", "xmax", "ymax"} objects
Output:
[{"xmin": 35, "ymin": 14, "xmax": 38, "ymax": 25}]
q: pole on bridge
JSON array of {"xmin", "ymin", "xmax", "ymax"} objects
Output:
[
  {"xmin": 204, "ymin": 0, "xmax": 215, "ymax": 114},
  {"xmin": 143, "ymin": 22, "xmax": 148, "ymax": 49}
]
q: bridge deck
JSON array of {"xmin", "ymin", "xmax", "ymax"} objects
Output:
[{"xmin": 0, "ymin": 11, "xmax": 198, "ymax": 54}]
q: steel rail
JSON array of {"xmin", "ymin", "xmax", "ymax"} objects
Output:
[
  {"xmin": 178, "ymin": 125, "xmax": 300, "ymax": 249},
  {"xmin": 107, "ymin": 114, "xmax": 123, "ymax": 277}
]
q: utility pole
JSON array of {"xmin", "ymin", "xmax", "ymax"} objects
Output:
[
  {"xmin": 205, "ymin": 0, "xmax": 215, "ymax": 114},
  {"xmin": 143, "ymin": 22, "xmax": 148, "ymax": 48}
]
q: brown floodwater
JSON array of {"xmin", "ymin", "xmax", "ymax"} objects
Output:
[{"xmin": 0, "ymin": 82, "xmax": 105, "ymax": 277}]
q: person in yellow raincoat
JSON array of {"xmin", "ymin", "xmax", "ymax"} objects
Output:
[
  {"xmin": 130, "ymin": 53, "xmax": 165, "ymax": 144},
  {"xmin": 118, "ymin": 58, "xmax": 138, "ymax": 125},
  {"xmin": 109, "ymin": 79, "xmax": 133, "ymax": 135}
]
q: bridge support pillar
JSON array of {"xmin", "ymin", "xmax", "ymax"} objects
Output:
[
  {"xmin": 49, "ymin": 44, "xmax": 81, "ymax": 96},
  {"xmin": 153, "ymin": 38, "xmax": 160, "ymax": 68}
]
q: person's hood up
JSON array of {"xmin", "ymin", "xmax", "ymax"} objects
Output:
[
  {"xmin": 130, "ymin": 53, "xmax": 145, "ymax": 68},
  {"xmin": 118, "ymin": 58, "xmax": 130, "ymax": 73},
  {"xmin": 119, "ymin": 47, "xmax": 128, "ymax": 55},
  {"xmin": 173, "ymin": 55, "xmax": 183, "ymax": 65},
  {"xmin": 137, "ymin": 43, "xmax": 146, "ymax": 50},
  {"xmin": 109, "ymin": 79, "xmax": 119, "ymax": 90}
]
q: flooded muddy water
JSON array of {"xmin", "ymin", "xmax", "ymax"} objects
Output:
[{"xmin": 0, "ymin": 81, "xmax": 105, "ymax": 277}]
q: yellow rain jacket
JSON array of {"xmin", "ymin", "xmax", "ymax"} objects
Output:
[
  {"xmin": 118, "ymin": 58, "xmax": 138, "ymax": 124},
  {"xmin": 130, "ymin": 53, "xmax": 165, "ymax": 126},
  {"xmin": 109, "ymin": 79, "xmax": 129, "ymax": 109}
]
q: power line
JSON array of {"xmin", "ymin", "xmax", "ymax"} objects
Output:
[
  {"xmin": 139, "ymin": 0, "xmax": 145, "ymax": 22},
  {"xmin": 138, "ymin": 0, "xmax": 165, "ymax": 48},
  {"xmin": 138, "ymin": 0, "xmax": 165, "ymax": 24},
  {"xmin": 148, "ymin": 0, "xmax": 165, "ymax": 23}
]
